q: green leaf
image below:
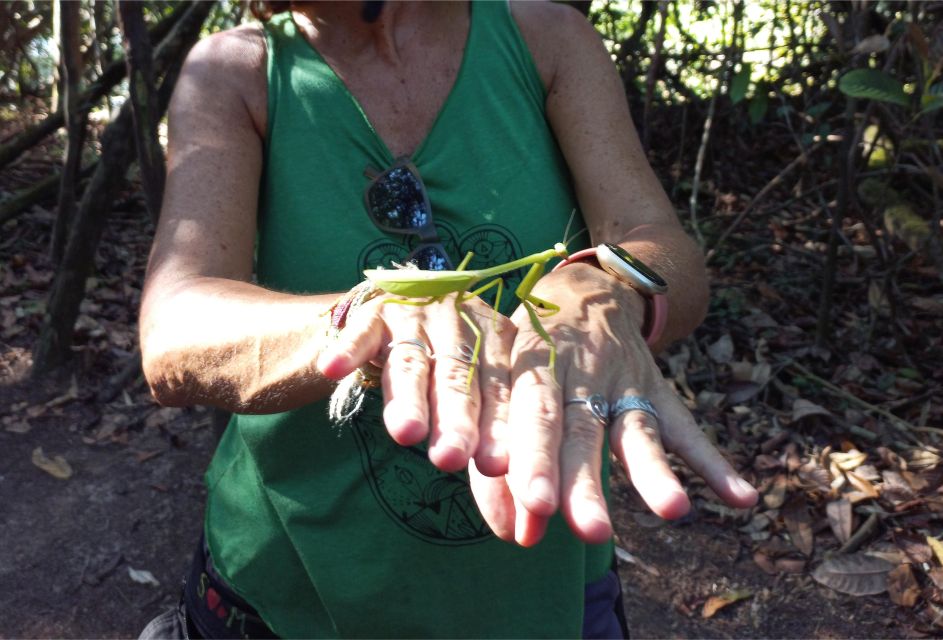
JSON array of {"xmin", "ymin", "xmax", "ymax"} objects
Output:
[
  {"xmin": 749, "ymin": 92, "xmax": 768, "ymax": 124},
  {"xmin": 806, "ymin": 102, "xmax": 831, "ymax": 119},
  {"xmin": 919, "ymin": 96, "xmax": 943, "ymax": 117},
  {"xmin": 839, "ymin": 69, "xmax": 910, "ymax": 107},
  {"xmin": 730, "ymin": 63, "xmax": 752, "ymax": 105}
]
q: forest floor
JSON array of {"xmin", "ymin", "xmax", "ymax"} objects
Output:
[{"xmin": 2, "ymin": 107, "xmax": 942, "ymax": 638}]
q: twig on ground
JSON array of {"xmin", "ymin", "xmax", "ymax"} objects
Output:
[
  {"xmin": 707, "ymin": 140, "xmax": 824, "ymax": 264},
  {"xmin": 785, "ymin": 361, "xmax": 922, "ymax": 445}
]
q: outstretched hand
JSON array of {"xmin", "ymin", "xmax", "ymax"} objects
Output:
[
  {"xmin": 316, "ymin": 291, "xmax": 515, "ymax": 475},
  {"xmin": 471, "ymin": 263, "xmax": 759, "ymax": 546}
]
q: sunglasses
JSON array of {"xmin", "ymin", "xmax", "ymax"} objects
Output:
[{"xmin": 363, "ymin": 158, "xmax": 454, "ymax": 271}]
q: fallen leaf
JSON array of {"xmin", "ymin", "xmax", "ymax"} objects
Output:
[
  {"xmin": 826, "ymin": 499, "xmax": 854, "ymax": 543},
  {"xmin": 929, "ymin": 536, "xmax": 943, "ymax": 565},
  {"xmin": 2, "ymin": 416, "xmax": 32, "ymax": 433},
  {"xmin": 740, "ymin": 310, "xmax": 779, "ymax": 328},
  {"xmin": 707, "ymin": 334, "xmax": 734, "ymax": 364},
  {"xmin": 134, "ymin": 450, "xmax": 163, "ymax": 463},
  {"xmin": 887, "ymin": 564, "xmax": 920, "ymax": 607},
  {"xmin": 929, "ymin": 568, "xmax": 943, "ymax": 590},
  {"xmin": 897, "ymin": 534, "xmax": 933, "ymax": 564},
  {"xmin": 831, "ymin": 449, "xmax": 868, "ymax": 471},
  {"xmin": 127, "ymin": 567, "xmax": 160, "ymax": 587},
  {"xmin": 31, "ymin": 447, "xmax": 73, "ymax": 479},
  {"xmin": 846, "ymin": 471, "xmax": 879, "ymax": 499},
  {"xmin": 145, "ymin": 407, "xmax": 184, "ymax": 429},
  {"xmin": 792, "ymin": 399, "xmax": 832, "ymax": 422},
  {"xmin": 763, "ymin": 475, "xmax": 788, "ymax": 509},
  {"xmin": 812, "ymin": 554, "xmax": 895, "ymax": 596},
  {"xmin": 696, "ymin": 390, "xmax": 726, "ymax": 410},
  {"xmin": 702, "ymin": 589, "xmax": 753, "ymax": 618},
  {"xmin": 783, "ymin": 497, "xmax": 814, "ymax": 556}
]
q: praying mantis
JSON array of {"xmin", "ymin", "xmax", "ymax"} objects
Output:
[{"xmin": 364, "ymin": 242, "xmax": 571, "ymax": 388}]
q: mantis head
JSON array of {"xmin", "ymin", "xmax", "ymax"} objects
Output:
[{"xmin": 553, "ymin": 242, "xmax": 569, "ymax": 259}]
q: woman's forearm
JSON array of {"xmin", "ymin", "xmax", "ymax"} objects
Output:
[{"xmin": 140, "ymin": 276, "xmax": 339, "ymax": 414}]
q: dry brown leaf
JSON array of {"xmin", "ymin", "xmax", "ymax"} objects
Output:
[
  {"xmin": 783, "ymin": 497, "xmax": 814, "ymax": 556},
  {"xmin": 897, "ymin": 534, "xmax": 933, "ymax": 564},
  {"xmin": 702, "ymin": 589, "xmax": 753, "ymax": 619},
  {"xmin": 831, "ymin": 450, "xmax": 868, "ymax": 471},
  {"xmin": 31, "ymin": 447, "xmax": 73, "ymax": 480},
  {"xmin": 707, "ymin": 334, "xmax": 734, "ymax": 364},
  {"xmin": 929, "ymin": 568, "xmax": 943, "ymax": 590},
  {"xmin": 928, "ymin": 536, "xmax": 943, "ymax": 566},
  {"xmin": 763, "ymin": 474, "xmax": 788, "ymax": 510},
  {"xmin": 911, "ymin": 296, "xmax": 943, "ymax": 315},
  {"xmin": 792, "ymin": 399, "xmax": 832, "ymax": 422},
  {"xmin": 753, "ymin": 550, "xmax": 777, "ymax": 574},
  {"xmin": 811, "ymin": 554, "xmax": 895, "ymax": 596},
  {"xmin": 826, "ymin": 499, "xmax": 854, "ymax": 543},
  {"xmin": 887, "ymin": 564, "xmax": 920, "ymax": 608},
  {"xmin": 846, "ymin": 471, "xmax": 879, "ymax": 499},
  {"xmin": 2, "ymin": 415, "xmax": 32, "ymax": 434},
  {"xmin": 883, "ymin": 471, "xmax": 916, "ymax": 504}
]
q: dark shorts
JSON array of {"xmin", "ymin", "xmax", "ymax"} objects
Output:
[{"xmin": 140, "ymin": 537, "xmax": 629, "ymax": 639}]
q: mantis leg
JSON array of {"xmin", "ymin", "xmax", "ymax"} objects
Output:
[
  {"xmin": 513, "ymin": 261, "xmax": 560, "ymax": 379},
  {"xmin": 384, "ymin": 297, "xmax": 439, "ymax": 308},
  {"xmin": 520, "ymin": 299, "xmax": 557, "ymax": 382},
  {"xmin": 454, "ymin": 277, "xmax": 505, "ymax": 390}
]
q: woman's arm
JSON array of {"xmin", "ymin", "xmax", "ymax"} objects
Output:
[
  {"xmin": 140, "ymin": 27, "xmax": 339, "ymax": 414},
  {"xmin": 490, "ymin": 2, "xmax": 756, "ymax": 546}
]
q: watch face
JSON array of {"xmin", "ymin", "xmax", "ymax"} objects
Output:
[{"xmin": 601, "ymin": 243, "xmax": 668, "ymax": 292}]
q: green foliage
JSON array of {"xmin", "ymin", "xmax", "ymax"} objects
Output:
[
  {"xmin": 838, "ymin": 69, "xmax": 910, "ymax": 107},
  {"xmin": 730, "ymin": 63, "xmax": 752, "ymax": 105}
]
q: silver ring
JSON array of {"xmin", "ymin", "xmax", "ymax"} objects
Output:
[
  {"xmin": 609, "ymin": 396, "xmax": 658, "ymax": 422},
  {"xmin": 432, "ymin": 343, "xmax": 476, "ymax": 365},
  {"xmin": 387, "ymin": 338, "xmax": 433, "ymax": 358},
  {"xmin": 564, "ymin": 393, "xmax": 610, "ymax": 424}
]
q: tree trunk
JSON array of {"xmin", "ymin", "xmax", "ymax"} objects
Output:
[
  {"xmin": 0, "ymin": 2, "xmax": 190, "ymax": 172},
  {"xmin": 642, "ymin": 2, "xmax": 669, "ymax": 151},
  {"xmin": 32, "ymin": 1, "xmax": 214, "ymax": 376},
  {"xmin": 119, "ymin": 1, "xmax": 166, "ymax": 223},
  {"xmin": 50, "ymin": 0, "xmax": 88, "ymax": 265}
]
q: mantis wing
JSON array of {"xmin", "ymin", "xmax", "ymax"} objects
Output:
[{"xmin": 363, "ymin": 269, "xmax": 481, "ymax": 297}]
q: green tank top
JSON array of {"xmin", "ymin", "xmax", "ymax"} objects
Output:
[{"xmin": 204, "ymin": 4, "xmax": 612, "ymax": 637}]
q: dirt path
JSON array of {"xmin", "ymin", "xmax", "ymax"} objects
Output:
[{"xmin": 0, "ymin": 368, "xmax": 906, "ymax": 638}]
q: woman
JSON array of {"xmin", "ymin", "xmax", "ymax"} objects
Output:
[{"xmin": 139, "ymin": 1, "xmax": 757, "ymax": 637}]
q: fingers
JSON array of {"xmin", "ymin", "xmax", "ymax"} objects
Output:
[
  {"xmin": 506, "ymin": 339, "xmax": 562, "ymax": 546},
  {"xmin": 655, "ymin": 391, "xmax": 759, "ymax": 508},
  {"xmin": 316, "ymin": 305, "xmax": 388, "ymax": 380},
  {"xmin": 381, "ymin": 335, "xmax": 433, "ymax": 447},
  {"xmin": 468, "ymin": 459, "xmax": 515, "ymax": 542},
  {"xmin": 472, "ymin": 309, "xmax": 514, "ymax": 477},
  {"xmin": 608, "ymin": 390, "xmax": 691, "ymax": 520},
  {"xmin": 557, "ymin": 384, "xmax": 613, "ymax": 544},
  {"xmin": 426, "ymin": 331, "xmax": 481, "ymax": 473}
]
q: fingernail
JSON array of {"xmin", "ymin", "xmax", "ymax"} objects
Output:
[
  {"xmin": 736, "ymin": 477, "xmax": 757, "ymax": 496},
  {"xmin": 528, "ymin": 477, "xmax": 556, "ymax": 507}
]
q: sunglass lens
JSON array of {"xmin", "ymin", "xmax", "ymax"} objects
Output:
[
  {"xmin": 408, "ymin": 245, "xmax": 452, "ymax": 271},
  {"xmin": 368, "ymin": 167, "xmax": 431, "ymax": 230}
]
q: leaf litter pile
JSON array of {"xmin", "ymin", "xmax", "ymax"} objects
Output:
[{"xmin": 2, "ymin": 104, "xmax": 942, "ymax": 637}]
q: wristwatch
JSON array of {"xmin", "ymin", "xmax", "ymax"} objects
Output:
[{"xmin": 552, "ymin": 243, "xmax": 668, "ymax": 348}]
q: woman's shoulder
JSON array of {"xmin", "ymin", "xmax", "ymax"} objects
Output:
[
  {"xmin": 508, "ymin": 1, "xmax": 606, "ymax": 92},
  {"xmin": 179, "ymin": 24, "xmax": 268, "ymax": 134}
]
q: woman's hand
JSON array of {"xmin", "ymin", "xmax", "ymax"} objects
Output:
[
  {"xmin": 317, "ymin": 292, "xmax": 515, "ymax": 475},
  {"xmin": 476, "ymin": 263, "xmax": 758, "ymax": 546}
]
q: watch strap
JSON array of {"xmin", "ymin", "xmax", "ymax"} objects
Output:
[{"xmin": 552, "ymin": 248, "xmax": 667, "ymax": 348}]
